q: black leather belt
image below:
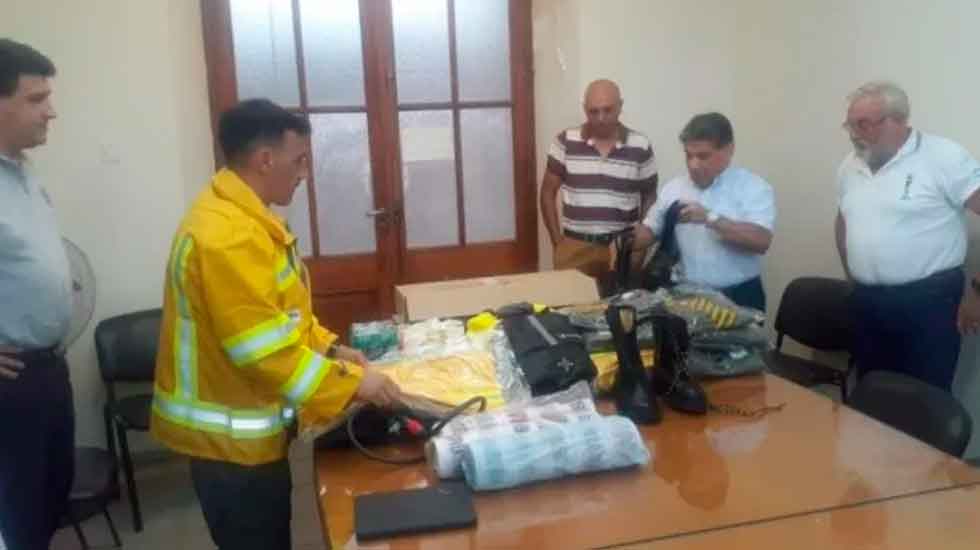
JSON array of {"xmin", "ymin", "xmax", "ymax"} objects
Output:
[
  {"xmin": 13, "ymin": 347, "xmax": 63, "ymax": 367},
  {"xmin": 563, "ymin": 228, "xmax": 631, "ymax": 245}
]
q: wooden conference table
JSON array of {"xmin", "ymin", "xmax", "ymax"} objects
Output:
[{"xmin": 314, "ymin": 374, "xmax": 980, "ymax": 549}]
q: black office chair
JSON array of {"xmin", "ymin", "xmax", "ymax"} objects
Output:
[
  {"xmin": 848, "ymin": 370, "xmax": 973, "ymax": 457},
  {"xmin": 94, "ymin": 308, "xmax": 162, "ymax": 532},
  {"xmin": 61, "ymin": 447, "xmax": 122, "ymax": 549},
  {"xmin": 765, "ymin": 277, "xmax": 854, "ymax": 400}
]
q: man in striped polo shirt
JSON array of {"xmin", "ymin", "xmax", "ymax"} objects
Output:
[{"xmin": 540, "ymin": 79, "xmax": 658, "ymax": 280}]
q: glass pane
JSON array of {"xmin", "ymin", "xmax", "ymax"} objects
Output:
[
  {"xmin": 229, "ymin": 0, "xmax": 301, "ymax": 106},
  {"xmin": 399, "ymin": 110, "xmax": 458, "ymax": 248},
  {"xmin": 299, "ymin": 0, "xmax": 366, "ymax": 107},
  {"xmin": 391, "ymin": 0, "xmax": 451, "ymax": 103},
  {"xmin": 311, "ymin": 114, "xmax": 377, "ymax": 255},
  {"xmin": 273, "ymin": 182, "xmax": 314, "ymax": 258},
  {"xmin": 455, "ymin": 0, "xmax": 511, "ymax": 102},
  {"xmin": 461, "ymin": 108, "xmax": 515, "ymax": 242}
]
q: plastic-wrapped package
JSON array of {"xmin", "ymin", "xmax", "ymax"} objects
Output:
[
  {"xmin": 426, "ymin": 397, "xmax": 600, "ymax": 479},
  {"xmin": 489, "ymin": 328, "xmax": 533, "ymax": 403},
  {"xmin": 376, "ymin": 351, "xmax": 506, "ymax": 409},
  {"xmin": 438, "ymin": 380, "xmax": 593, "ymax": 437},
  {"xmin": 350, "ymin": 320, "xmax": 400, "ymax": 361},
  {"xmin": 610, "ymin": 288, "xmax": 669, "ymax": 318},
  {"xmin": 694, "ymin": 324, "xmax": 770, "ymax": 349},
  {"xmin": 687, "ymin": 346, "xmax": 767, "ymax": 378},
  {"xmin": 665, "ymin": 284, "xmax": 765, "ymax": 334},
  {"xmin": 460, "ymin": 415, "xmax": 651, "ymax": 491},
  {"xmin": 399, "ymin": 318, "xmax": 475, "ymax": 360}
]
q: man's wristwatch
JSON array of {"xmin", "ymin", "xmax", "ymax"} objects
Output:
[
  {"xmin": 706, "ymin": 210, "xmax": 720, "ymax": 225},
  {"xmin": 325, "ymin": 344, "xmax": 339, "ymax": 358}
]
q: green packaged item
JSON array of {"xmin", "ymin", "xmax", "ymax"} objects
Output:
[{"xmin": 350, "ymin": 321, "xmax": 399, "ymax": 361}]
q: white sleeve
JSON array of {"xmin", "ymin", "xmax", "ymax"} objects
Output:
[
  {"xmin": 739, "ymin": 178, "xmax": 776, "ymax": 231},
  {"xmin": 939, "ymin": 143, "xmax": 980, "ymax": 206},
  {"xmin": 836, "ymin": 157, "xmax": 851, "ymax": 210}
]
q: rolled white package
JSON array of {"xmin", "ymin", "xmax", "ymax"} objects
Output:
[
  {"xmin": 427, "ymin": 397, "xmax": 599, "ymax": 479},
  {"xmin": 461, "ymin": 415, "xmax": 652, "ymax": 491},
  {"xmin": 438, "ymin": 380, "xmax": 594, "ymax": 439}
]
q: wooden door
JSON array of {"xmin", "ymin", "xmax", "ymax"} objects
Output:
[{"xmin": 201, "ymin": 0, "xmax": 536, "ymax": 342}]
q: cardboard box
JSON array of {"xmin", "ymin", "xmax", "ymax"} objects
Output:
[{"xmin": 395, "ymin": 270, "xmax": 599, "ymax": 322}]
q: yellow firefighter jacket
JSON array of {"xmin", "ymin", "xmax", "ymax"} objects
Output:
[{"xmin": 151, "ymin": 168, "xmax": 363, "ymax": 465}]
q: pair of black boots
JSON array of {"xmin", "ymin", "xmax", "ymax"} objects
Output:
[{"xmin": 605, "ymin": 304, "xmax": 708, "ymax": 424}]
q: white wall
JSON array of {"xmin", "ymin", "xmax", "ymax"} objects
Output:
[
  {"xmin": 735, "ymin": 0, "xmax": 980, "ymax": 456},
  {"xmin": 1, "ymin": 0, "xmax": 214, "ymax": 448},
  {"xmin": 534, "ymin": 0, "xmax": 980, "ymax": 455}
]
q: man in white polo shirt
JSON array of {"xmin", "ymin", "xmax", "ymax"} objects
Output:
[
  {"xmin": 837, "ymin": 81, "xmax": 980, "ymax": 391},
  {"xmin": 626, "ymin": 112, "xmax": 776, "ymax": 311}
]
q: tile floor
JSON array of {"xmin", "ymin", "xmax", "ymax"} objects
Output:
[{"xmin": 50, "ymin": 441, "xmax": 328, "ymax": 550}]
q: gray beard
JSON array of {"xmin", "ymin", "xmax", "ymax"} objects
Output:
[{"xmin": 854, "ymin": 146, "xmax": 890, "ymax": 173}]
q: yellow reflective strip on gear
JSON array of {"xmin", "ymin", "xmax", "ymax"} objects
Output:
[
  {"xmin": 276, "ymin": 253, "xmax": 298, "ymax": 292},
  {"xmin": 171, "ymin": 236, "xmax": 198, "ymax": 399},
  {"xmin": 173, "ymin": 236, "xmax": 194, "ymax": 318},
  {"xmin": 723, "ymin": 309, "xmax": 736, "ymax": 329},
  {"xmin": 280, "ymin": 348, "xmax": 332, "ymax": 406},
  {"xmin": 222, "ymin": 311, "xmax": 301, "ymax": 367},
  {"xmin": 710, "ymin": 305, "xmax": 723, "ymax": 328},
  {"xmin": 152, "ymin": 390, "xmax": 287, "ymax": 440},
  {"xmin": 175, "ymin": 316, "xmax": 199, "ymax": 398}
]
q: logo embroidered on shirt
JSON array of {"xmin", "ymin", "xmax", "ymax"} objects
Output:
[{"xmin": 901, "ymin": 174, "xmax": 913, "ymax": 200}]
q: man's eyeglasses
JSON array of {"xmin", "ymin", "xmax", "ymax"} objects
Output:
[{"xmin": 842, "ymin": 116, "xmax": 887, "ymax": 133}]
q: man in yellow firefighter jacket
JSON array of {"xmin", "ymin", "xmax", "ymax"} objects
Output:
[{"xmin": 151, "ymin": 99, "xmax": 401, "ymax": 549}]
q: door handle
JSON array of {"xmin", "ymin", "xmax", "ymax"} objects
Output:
[{"xmin": 365, "ymin": 208, "xmax": 387, "ymax": 218}]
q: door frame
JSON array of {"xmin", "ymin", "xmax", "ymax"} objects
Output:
[{"xmin": 199, "ymin": 0, "xmax": 537, "ymax": 336}]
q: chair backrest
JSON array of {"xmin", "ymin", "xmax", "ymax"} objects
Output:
[
  {"xmin": 94, "ymin": 308, "xmax": 162, "ymax": 384},
  {"xmin": 848, "ymin": 370, "xmax": 973, "ymax": 457},
  {"xmin": 774, "ymin": 277, "xmax": 854, "ymax": 351}
]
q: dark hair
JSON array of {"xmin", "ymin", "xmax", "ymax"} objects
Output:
[
  {"xmin": 218, "ymin": 99, "xmax": 311, "ymax": 163},
  {"xmin": 679, "ymin": 112, "xmax": 734, "ymax": 148},
  {"xmin": 0, "ymin": 39, "xmax": 56, "ymax": 97}
]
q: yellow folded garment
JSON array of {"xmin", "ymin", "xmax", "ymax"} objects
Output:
[
  {"xmin": 378, "ymin": 351, "xmax": 506, "ymax": 410},
  {"xmin": 591, "ymin": 349, "xmax": 656, "ymax": 394}
]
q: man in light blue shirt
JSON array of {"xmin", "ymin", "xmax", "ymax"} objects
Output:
[
  {"xmin": 0, "ymin": 39, "xmax": 74, "ymax": 550},
  {"xmin": 628, "ymin": 112, "xmax": 775, "ymax": 310}
]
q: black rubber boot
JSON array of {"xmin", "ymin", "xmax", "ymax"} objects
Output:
[
  {"xmin": 606, "ymin": 304, "xmax": 662, "ymax": 424},
  {"xmin": 651, "ymin": 312, "xmax": 708, "ymax": 415}
]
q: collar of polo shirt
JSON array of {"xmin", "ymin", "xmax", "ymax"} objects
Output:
[
  {"xmin": 0, "ymin": 151, "xmax": 22, "ymax": 167},
  {"xmin": 581, "ymin": 122, "xmax": 628, "ymax": 148},
  {"xmin": 857, "ymin": 129, "xmax": 921, "ymax": 175}
]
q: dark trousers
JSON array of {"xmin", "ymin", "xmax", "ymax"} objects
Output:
[
  {"xmin": 190, "ymin": 457, "xmax": 293, "ymax": 550},
  {"xmin": 721, "ymin": 276, "xmax": 766, "ymax": 312},
  {"xmin": 851, "ymin": 268, "xmax": 964, "ymax": 391},
  {"xmin": 0, "ymin": 355, "xmax": 75, "ymax": 550}
]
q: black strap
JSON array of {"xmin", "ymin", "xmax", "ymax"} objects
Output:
[{"xmin": 563, "ymin": 228, "xmax": 630, "ymax": 245}]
